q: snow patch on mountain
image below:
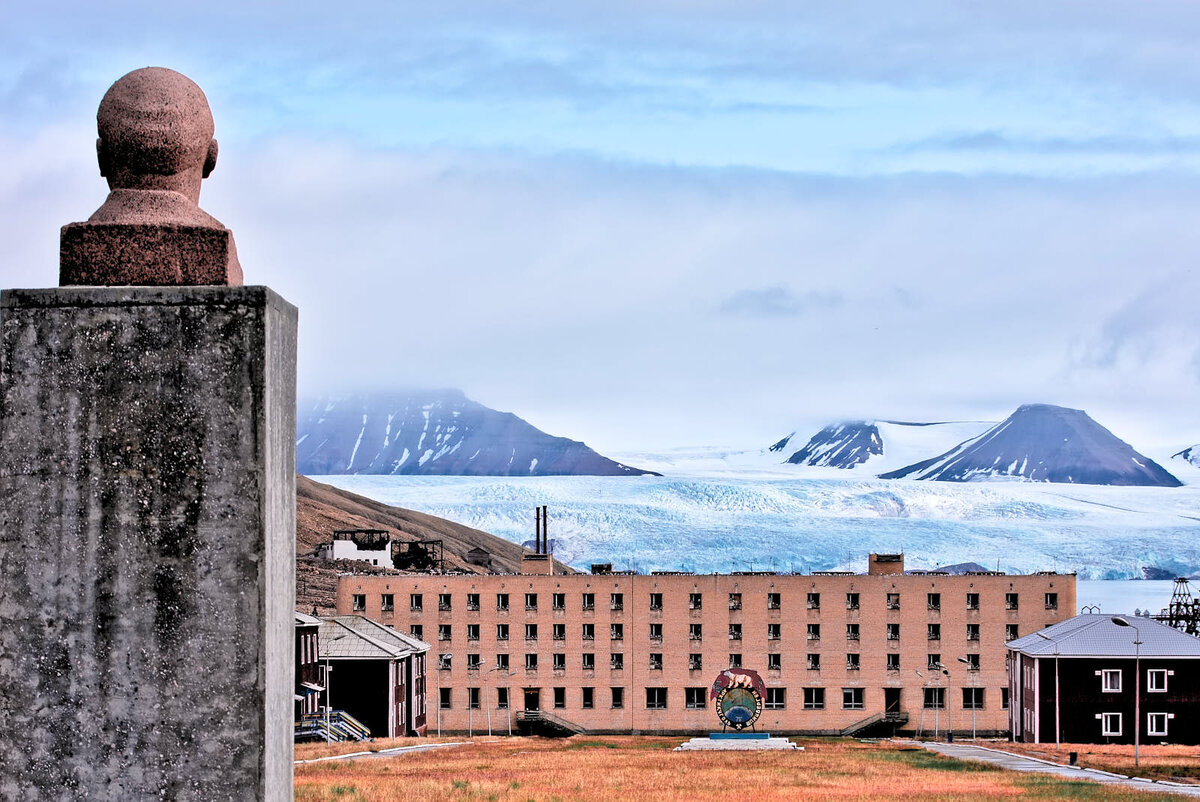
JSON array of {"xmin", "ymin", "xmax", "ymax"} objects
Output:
[
  {"xmin": 1175, "ymin": 445, "xmax": 1200, "ymax": 469},
  {"xmin": 778, "ymin": 420, "xmax": 995, "ymax": 474}
]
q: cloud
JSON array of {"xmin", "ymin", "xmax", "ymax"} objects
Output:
[
  {"xmin": 718, "ymin": 286, "xmax": 843, "ymax": 317},
  {"xmin": 889, "ymin": 130, "xmax": 1200, "ymax": 156}
]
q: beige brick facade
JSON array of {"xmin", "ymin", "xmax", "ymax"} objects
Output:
[{"xmin": 336, "ymin": 566, "xmax": 1073, "ymax": 735}]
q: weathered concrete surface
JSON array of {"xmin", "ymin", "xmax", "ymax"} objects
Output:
[{"xmin": 0, "ymin": 286, "xmax": 296, "ymax": 800}]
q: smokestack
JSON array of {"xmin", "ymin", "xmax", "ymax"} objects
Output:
[
  {"xmin": 535, "ymin": 506, "xmax": 542, "ymax": 554},
  {"xmin": 542, "ymin": 505, "xmax": 549, "ymax": 554}
]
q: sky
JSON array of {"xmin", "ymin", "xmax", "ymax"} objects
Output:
[{"xmin": 2, "ymin": 1, "xmax": 1199, "ymax": 455}]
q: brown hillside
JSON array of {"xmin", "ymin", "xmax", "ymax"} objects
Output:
[{"xmin": 296, "ymin": 475, "xmax": 574, "ymax": 613}]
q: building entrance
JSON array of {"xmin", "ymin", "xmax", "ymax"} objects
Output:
[
  {"xmin": 523, "ymin": 688, "xmax": 540, "ymax": 711},
  {"xmin": 885, "ymin": 688, "xmax": 901, "ymax": 714}
]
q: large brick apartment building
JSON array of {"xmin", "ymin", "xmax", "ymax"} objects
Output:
[{"xmin": 335, "ymin": 554, "xmax": 1073, "ymax": 735}]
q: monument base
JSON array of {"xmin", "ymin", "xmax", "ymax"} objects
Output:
[{"xmin": 675, "ymin": 735, "xmax": 801, "ymax": 751}]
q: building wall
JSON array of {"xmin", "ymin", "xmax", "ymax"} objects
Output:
[
  {"xmin": 339, "ymin": 571, "xmax": 1072, "ymax": 735},
  {"xmin": 295, "ymin": 624, "xmax": 322, "ymax": 719},
  {"xmin": 318, "ymin": 539, "xmax": 390, "ymax": 567}
]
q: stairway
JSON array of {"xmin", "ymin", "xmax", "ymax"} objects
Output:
[
  {"xmin": 515, "ymin": 710, "xmax": 587, "ymax": 737},
  {"xmin": 841, "ymin": 711, "xmax": 909, "ymax": 738},
  {"xmin": 295, "ymin": 710, "xmax": 373, "ymax": 742}
]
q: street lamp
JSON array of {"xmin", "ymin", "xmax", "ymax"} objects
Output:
[
  {"xmin": 956, "ymin": 657, "xmax": 978, "ymax": 741},
  {"xmin": 490, "ymin": 667, "xmax": 517, "ymax": 736},
  {"xmin": 1035, "ymin": 632, "xmax": 1060, "ymax": 748},
  {"xmin": 936, "ymin": 663, "xmax": 952, "ymax": 743},
  {"xmin": 1112, "ymin": 617, "xmax": 1143, "ymax": 767},
  {"xmin": 324, "ymin": 659, "xmax": 333, "ymax": 743},
  {"xmin": 435, "ymin": 652, "xmax": 453, "ymax": 737}
]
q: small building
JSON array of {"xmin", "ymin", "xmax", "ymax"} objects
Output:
[
  {"xmin": 316, "ymin": 529, "xmax": 392, "ymax": 568},
  {"xmin": 295, "ymin": 612, "xmax": 324, "ymax": 721},
  {"xmin": 318, "ymin": 615, "xmax": 430, "ymax": 738},
  {"xmin": 1008, "ymin": 614, "xmax": 1200, "ymax": 744},
  {"xmin": 466, "ymin": 547, "xmax": 492, "ymax": 570}
]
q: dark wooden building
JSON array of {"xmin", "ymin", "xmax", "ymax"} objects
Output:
[
  {"xmin": 1008, "ymin": 613, "xmax": 1200, "ymax": 744},
  {"xmin": 294, "ymin": 612, "xmax": 324, "ymax": 721},
  {"xmin": 318, "ymin": 615, "xmax": 430, "ymax": 738}
]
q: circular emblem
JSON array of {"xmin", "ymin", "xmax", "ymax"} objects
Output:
[{"xmin": 710, "ymin": 668, "xmax": 766, "ymax": 730}]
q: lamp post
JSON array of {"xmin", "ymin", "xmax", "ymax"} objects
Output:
[
  {"xmin": 483, "ymin": 667, "xmax": 492, "ymax": 736},
  {"xmin": 938, "ymin": 663, "xmax": 952, "ymax": 743},
  {"xmin": 435, "ymin": 652, "xmax": 453, "ymax": 737},
  {"xmin": 1035, "ymin": 632, "xmax": 1060, "ymax": 748},
  {"xmin": 956, "ymin": 657, "xmax": 978, "ymax": 741},
  {"xmin": 324, "ymin": 659, "xmax": 333, "ymax": 743},
  {"xmin": 1112, "ymin": 617, "xmax": 1142, "ymax": 767}
]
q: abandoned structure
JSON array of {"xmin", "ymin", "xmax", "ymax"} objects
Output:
[
  {"xmin": 337, "ymin": 553, "xmax": 1073, "ymax": 736},
  {"xmin": 1008, "ymin": 613, "xmax": 1200, "ymax": 744}
]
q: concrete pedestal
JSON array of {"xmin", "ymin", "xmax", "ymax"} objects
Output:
[{"xmin": 0, "ymin": 286, "xmax": 296, "ymax": 800}]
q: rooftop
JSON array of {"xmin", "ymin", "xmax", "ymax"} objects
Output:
[
  {"xmin": 318, "ymin": 615, "xmax": 430, "ymax": 660},
  {"xmin": 1008, "ymin": 614, "xmax": 1200, "ymax": 658}
]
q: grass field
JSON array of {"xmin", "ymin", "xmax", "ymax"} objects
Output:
[
  {"xmin": 997, "ymin": 742, "xmax": 1200, "ymax": 785},
  {"xmin": 294, "ymin": 736, "xmax": 1192, "ymax": 801}
]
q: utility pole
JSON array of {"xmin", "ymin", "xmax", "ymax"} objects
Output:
[{"xmin": 1112, "ymin": 617, "xmax": 1143, "ymax": 767}]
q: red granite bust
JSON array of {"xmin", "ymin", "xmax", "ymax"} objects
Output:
[{"xmin": 60, "ymin": 67, "xmax": 243, "ymax": 285}]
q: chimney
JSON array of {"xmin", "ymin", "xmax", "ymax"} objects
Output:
[{"xmin": 869, "ymin": 553, "xmax": 904, "ymax": 575}]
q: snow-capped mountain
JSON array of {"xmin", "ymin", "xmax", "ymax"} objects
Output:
[
  {"xmin": 772, "ymin": 420, "xmax": 995, "ymax": 474},
  {"xmin": 1174, "ymin": 445, "xmax": 1200, "ymax": 469},
  {"xmin": 879, "ymin": 404, "xmax": 1182, "ymax": 487},
  {"xmin": 297, "ymin": 390, "xmax": 657, "ymax": 477}
]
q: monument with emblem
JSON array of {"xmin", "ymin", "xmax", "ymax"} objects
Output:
[{"xmin": 675, "ymin": 667, "xmax": 801, "ymax": 751}]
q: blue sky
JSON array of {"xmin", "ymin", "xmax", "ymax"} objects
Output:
[{"xmin": 3, "ymin": 1, "xmax": 1199, "ymax": 454}]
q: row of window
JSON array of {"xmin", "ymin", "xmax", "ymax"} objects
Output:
[
  {"xmin": 1100, "ymin": 668, "xmax": 1172, "ymax": 694},
  {"xmin": 417, "ymin": 621, "xmax": 1017, "ymax": 644},
  {"xmin": 366, "ymin": 591, "xmax": 1057, "ymax": 613},
  {"xmin": 1098, "ymin": 711, "xmax": 1173, "ymax": 737},
  {"xmin": 438, "ymin": 686, "xmax": 1004, "ymax": 712},
  {"xmin": 437, "ymin": 651, "xmax": 979, "ymax": 673}
]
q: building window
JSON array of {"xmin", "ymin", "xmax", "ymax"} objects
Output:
[
  {"xmin": 927, "ymin": 593, "xmax": 940, "ymax": 612},
  {"xmin": 964, "ymin": 654, "xmax": 980, "ymax": 671},
  {"xmin": 466, "ymin": 593, "xmax": 480, "ymax": 611},
  {"xmin": 497, "ymin": 687, "xmax": 509, "ymax": 709},
  {"xmin": 767, "ymin": 623, "xmax": 781, "ymax": 640},
  {"xmin": 690, "ymin": 623, "xmax": 704, "ymax": 641},
  {"xmin": 582, "ymin": 687, "xmax": 595, "ymax": 709},
  {"xmin": 438, "ymin": 653, "xmax": 452, "ymax": 670},
  {"xmin": 886, "ymin": 593, "xmax": 900, "ymax": 610},
  {"xmin": 807, "ymin": 592, "xmax": 820, "ymax": 610},
  {"xmin": 765, "ymin": 688, "xmax": 786, "ymax": 709},
  {"xmin": 553, "ymin": 623, "xmax": 565, "ymax": 641},
  {"xmin": 612, "ymin": 687, "xmax": 624, "ymax": 708},
  {"xmin": 807, "ymin": 653, "xmax": 821, "ymax": 671},
  {"xmin": 1102, "ymin": 669, "xmax": 1122, "ymax": 693},
  {"xmin": 410, "ymin": 625, "xmax": 423, "ymax": 640},
  {"xmin": 1148, "ymin": 712, "xmax": 1169, "ymax": 736},
  {"xmin": 650, "ymin": 593, "xmax": 663, "ymax": 610},
  {"xmin": 842, "ymin": 688, "xmax": 864, "ymax": 710},
  {"xmin": 525, "ymin": 653, "xmax": 538, "ymax": 671},
  {"xmin": 1001, "ymin": 688, "xmax": 1009, "ymax": 710},
  {"xmin": 438, "ymin": 593, "xmax": 452, "ymax": 611},
  {"xmin": 649, "ymin": 623, "xmax": 663, "ymax": 641},
  {"xmin": 845, "ymin": 654, "xmax": 860, "ymax": 671},
  {"xmin": 689, "ymin": 653, "xmax": 703, "ymax": 671},
  {"xmin": 582, "ymin": 653, "xmax": 595, "ymax": 670},
  {"xmin": 887, "ymin": 653, "xmax": 900, "ymax": 671},
  {"xmin": 927, "ymin": 624, "xmax": 941, "ymax": 641},
  {"xmin": 846, "ymin": 623, "xmax": 860, "ymax": 641},
  {"xmin": 467, "ymin": 654, "xmax": 481, "ymax": 671},
  {"xmin": 729, "ymin": 624, "xmax": 742, "ymax": 641},
  {"xmin": 1006, "ymin": 624, "xmax": 1019, "ymax": 641},
  {"xmin": 767, "ymin": 592, "xmax": 781, "ymax": 610},
  {"xmin": 966, "ymin": 592, "xmax": 979, "ymax": 610},
  {"xmin": 1005, "ymin": 593, "xmax": 1019, "ymax": 610},
  {"xmin": 379, "ymin": 593, "xmax": 394, "ymax": 611},
  {"xmin": 552, "ymin": 593, "xmax": 565, "ymax": 610},
  {"xmin": 729, "ymin": 654, "xmax": 742, "ymax": 668},
  {"xmin": 962, "ymin": 688, "xmax": 984, "ymax": 709},
  {"xmin": 923, "ymin": 688, "xmax": 945, "ymax": 709},
  {"xmin": 496, "ymin": 624, "xmax": 509, "ymax": 641},
  {"xmin": 525, "ymin": 593, "xmax": 538, "ymax": 611},
  {"xmin": 352, "ymin": 594, "xmax": 365, "ymax": 611},
  {"xmin": 610, "ymin": 653, "xmax": 624, "ymax": 670},
  {"xmin": 768, "ymin": 653, "xmax": 782, "ymax": 670},
  {"xmin": 649, "ymin": 653, "xmax": 663, "ymax": 670},
  {"xmin": 807, "ymin": 624, "xmax": 820, "ymax": 641},
  {"xmin": 468, "ymin": 687, "xmax": 481, "ymax": 709},
  {"xmin": 496, "ymin": 653, "xmax": 509, "ymax": 670},
  {"xmin": 439, "ymin": 688, "xmax": 451, "ymax": 709},
  {"xmin": 582, "ymin": 593, "xmax": 595, "ymax": 610},
  {"xmin": 496, "ymin": 593, "xmax": 509, "ymax": 611},
  {"xmin": 1101, "ymin": 712, "xmax": 1122, "ymax": 736},
  {"xmin": 689, "ymin": 593, "xmax": 703, "ymax": 610},
  {"xmin": 646, "ymin": 688, "xmax": 668, "ymax": 709},
  {"xmin": 438, "ymin": 624, "xmax": 451, "ymax": 641},
  {"xmin": 554, "ymin": 687, "xmax": 566, "ymax": 709},
  {"xmin": 803, "ymin": 688, "xmax": 825, "ymax": 710},
  {"xmin": 846, "ymin": 593, "xmax": 860, "ymax": 611},
  {"xmin": 553, "ymin": 653, "xmax": 566, "ymax": 671},
  {"xmin": 525, "ymin": 624, "xmax": 538, "ymax": 641},
  {"xmin": 467, "ymin": 624, "xmax": 480, "ymax": 641},
  {"xmin": 685, "ymin": 687, "xmax": 706, "ymax": 709},
  {"xmin": 887, "ymin": 624, "xmax": 900, "ymax": 641},
  {"xmin": 410, "ymin": 593, "xmax": 423, "ymax": 612},
  {"xmin": 582, "ymin": 624, "xmax": 594, "ymax": 641},
  {"xmin": 611, "ymin": 593, "xmax": 624, "ymax": 611},
  {"xmin": 728, "ymin": 593, "xmax": 741, "ymax": 610},
  {"xmin": 927, "ymin": 654, "xmax": 941, "ymax": 670},
  {"xmin": 966, "ymin": 624, "xmax": 980, "ymax": 642},
  {"xmin": 610, "ymin": 623, "xmax": 624, "ymax": 641},
  {"xmin": 1148, "ymin": 670, "xmax": 1169, "ymax": 692},
  {"xmin": 1045, "ymin": 592, "xmax": 1058, "ymax": 610}
]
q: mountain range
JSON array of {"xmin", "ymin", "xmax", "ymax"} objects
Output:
[{"xmin": 296, "ymin": 390, "xmax": 657, "ymax": 477}]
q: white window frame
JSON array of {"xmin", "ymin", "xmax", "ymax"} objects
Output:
[
  {"xmin": 1147, "ymin": 669, "xmax": 1169, "ymax": 693},
  {"xmin": 1100, "ymin": 712, "xmax": 1122, "ymax": 736},
  {"xmin": 1147, "ymin": 712, "xmax": 1171, "ymax": 737},
  {"xmin": 1101, "ymin": 669, "xmax": 1122, "ymax": 693}
]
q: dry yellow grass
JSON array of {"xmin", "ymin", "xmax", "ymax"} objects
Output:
[
  {"xmin": 294, "ymin": 736, "xmax": 1190, "ymax": 801},
  {"xmin": 998, "ymin": 741, "xmax": 1200, "ymax": 785}
]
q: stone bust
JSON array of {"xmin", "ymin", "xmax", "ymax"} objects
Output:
[{"xmin": 60, "ymin": 67, "xmax": 243, "ymax": 285}]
